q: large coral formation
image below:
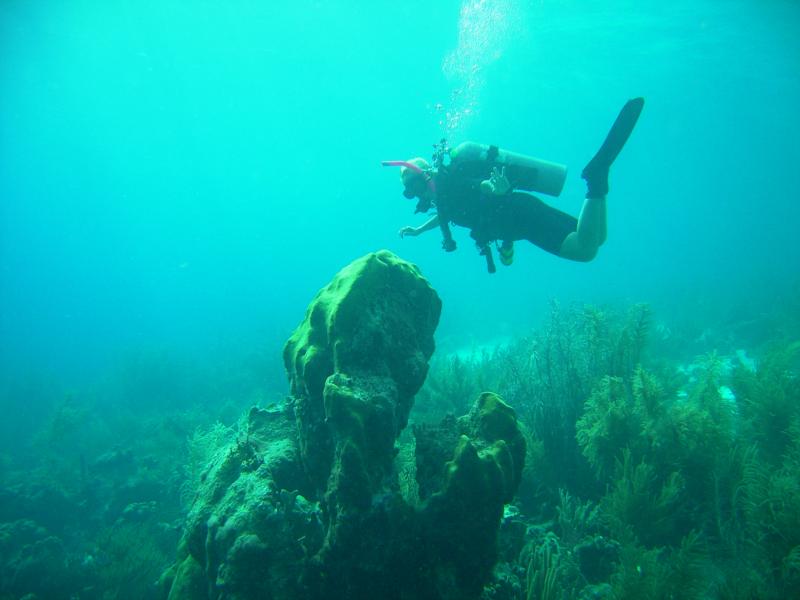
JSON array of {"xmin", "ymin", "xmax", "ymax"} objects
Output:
[
  {"xmin": 163, "ymin": 250, "xmax": 526, "ymax": 599},
  {"xmin": 282, "ymin": 250, "xmax": 442, "ymax": 593},
  {"xmin": 162, "ymin": 403, "xmax": 318, "ymax": 599},
  {"xmin": 283, "ymin": 250, "xmax": 440, "ymax": 489}
]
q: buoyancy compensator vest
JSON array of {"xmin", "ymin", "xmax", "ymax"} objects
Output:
[{"xmin": 447, "ymin": 142, "xmax": 567, "ymax": 197}]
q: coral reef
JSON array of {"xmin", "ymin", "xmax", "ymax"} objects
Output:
[
  {"xmin": 0, "ymin": 388, "xmax": 208, "ymax": 598},
  {"xmin": 162, "ymin": 403, "xmax": 315, "ymax": 599},
  {"xmin": 164, "ymin": 250, "xmax": 525, "ymax": 599},
  {"xmin": 5, "ymin": 263, "xmax": 799, "ymax": 599}
]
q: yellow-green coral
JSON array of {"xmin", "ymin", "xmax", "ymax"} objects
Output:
[
  {"xmin": 576, "ymin": 376, "xmax": 642, "ymax": 479},
  {"xmin": 283, "ymin": 250, "xmax": 441, "ymax": 489}
]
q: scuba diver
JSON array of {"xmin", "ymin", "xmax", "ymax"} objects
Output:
[{"xmin": 384, "ymin": 98, "xmax": 644, "ymax": 273}]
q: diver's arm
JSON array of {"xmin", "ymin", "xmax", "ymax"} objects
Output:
[{"xmin": 399, "ymin": 215, "xmax": 440, "ymax": 238}]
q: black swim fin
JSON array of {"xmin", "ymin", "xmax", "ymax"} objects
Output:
[{"xmin": 581, "ymin": 97, "xmax": 644, "ymax": 198}]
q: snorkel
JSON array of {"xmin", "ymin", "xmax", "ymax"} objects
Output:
[{"xmin": 381, "ymin": 160, "xmax": 438, "ymax": 197}]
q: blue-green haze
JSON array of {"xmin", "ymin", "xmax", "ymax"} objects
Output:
[{"xmin": 1, "ymin": 0, "xmax": 798, "ymax": 387}]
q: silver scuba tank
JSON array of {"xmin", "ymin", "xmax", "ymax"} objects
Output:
[{"xmin": 448, "ymin": 141, "xmax": 568, "ymax": 197}]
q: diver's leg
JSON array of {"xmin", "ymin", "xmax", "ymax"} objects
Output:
[
  {"xmin": 558, "ymin": 99, "xmax": 644, "ymax": 261},
  {"xmin": 557, "ymin": 196, "xmax": 606, "ymax": 262},
  {"xmin": 510, "ymin": 192, "xmax": 584, "ymax": 260}
]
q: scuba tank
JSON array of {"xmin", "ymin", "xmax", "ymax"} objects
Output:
[{"xmin": 448, "ymin": 141, "xmax": 567, "ymax": 197}]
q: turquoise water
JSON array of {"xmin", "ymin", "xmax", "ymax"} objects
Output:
[
  {"xmin": 2, "ymin": 0, "xmax": 798, "ymax": 384},
  {"xmin": 2, "ymin": 2, "xmax": 800, "ymax": 597}
]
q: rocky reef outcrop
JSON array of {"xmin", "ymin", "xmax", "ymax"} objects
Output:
[{"xmin": 163, "ymin": 250, "xmax": 525, "ymax": 600}]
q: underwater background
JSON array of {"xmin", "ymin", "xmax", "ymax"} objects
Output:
[{"xmin": 1, "ymin": 0, "xmax": 799, "ymax": 598}]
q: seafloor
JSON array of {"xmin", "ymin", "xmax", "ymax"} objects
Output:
[{"xmin": 2, "ymin": 251, "xmax": 799, "ymax": 600}]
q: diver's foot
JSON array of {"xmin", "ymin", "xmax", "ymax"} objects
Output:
[
  {"xmin": 581, "ymin": 160, "xmax": 609, "ymax": 199},
  {"xmin": 581, "ymin": 97, "xmax": 645, "ymax": 199},
  {"xmin": 498, "ymin": 241, "xmax": 514, "ymax": 266}
]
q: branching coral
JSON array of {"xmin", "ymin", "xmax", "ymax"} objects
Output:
[
  {"xmin": 597, "ymin": 450, "xmax": 685, "ymax": 547},
  {"xmin": 576, "ymin": 376, "xmax": 643, "ymax": 480},
  {"xmin": 734, "ymin": 342, "xmax": 800, "ymax": 464},
  {"xmin": 95, "ymin": 522, "xmax": 172, "ymax": 600},
  {"xmin": 555, "ymin": 489, "xmax": 599, "ymax": 547},
  {"xmin": 608, "ymin": 530, "xmax": 709, "ymax": 600},
  {"xmin": 524, "ymin": 532, "xmax": 569, "ymax": 600}
]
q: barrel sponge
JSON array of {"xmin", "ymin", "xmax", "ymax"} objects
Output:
[
  {"xmin": 435, "ymin": 393, "xmax": 526, "ymax": 514},
  {"xmin": 461, "ymin": 392, "xmax": 526, "ymax": 501},
  {"xmin": 283, "ymin": 249, "xmax": 441, "ymax": 413},
  {"xmin": 283, "ymin": 250, "xmax": 441, "ymax": 487},
  {"xmin": 419, "ymin": 394, "xmax": 526, "ymax": 596}
]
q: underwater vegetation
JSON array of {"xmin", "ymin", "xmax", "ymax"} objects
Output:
[
  {"xmin": 1, "ymin": 252, "xmax": 799, "ymax": 599},
  {"xmin": 0, "ymin": 347, "xmax": 261, "ymax": 598},
  {"xmin": 487, "ymin": 316, "xmax": 799, "ymax": 599},
  {"xmin": 418, "ymin": 299, "xmax": 800, "ymax": 599}
]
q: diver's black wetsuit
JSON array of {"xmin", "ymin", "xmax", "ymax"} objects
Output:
[{"xmin": 431, "ymin": 162, "xmax": 577, "ymax": 256}]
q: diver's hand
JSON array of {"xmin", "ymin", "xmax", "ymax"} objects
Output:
[
  {"xmin": 480, "ymin": 166, "xmax": 511, "ymax": 196},
  {"xmin": 399, "ymin": 226, "xmax": 418, "ymax": 238}
]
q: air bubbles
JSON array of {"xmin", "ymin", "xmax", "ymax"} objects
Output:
[{"xmin": 438, "ymin": 0, "xmax": 519, "ymax": 136}]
